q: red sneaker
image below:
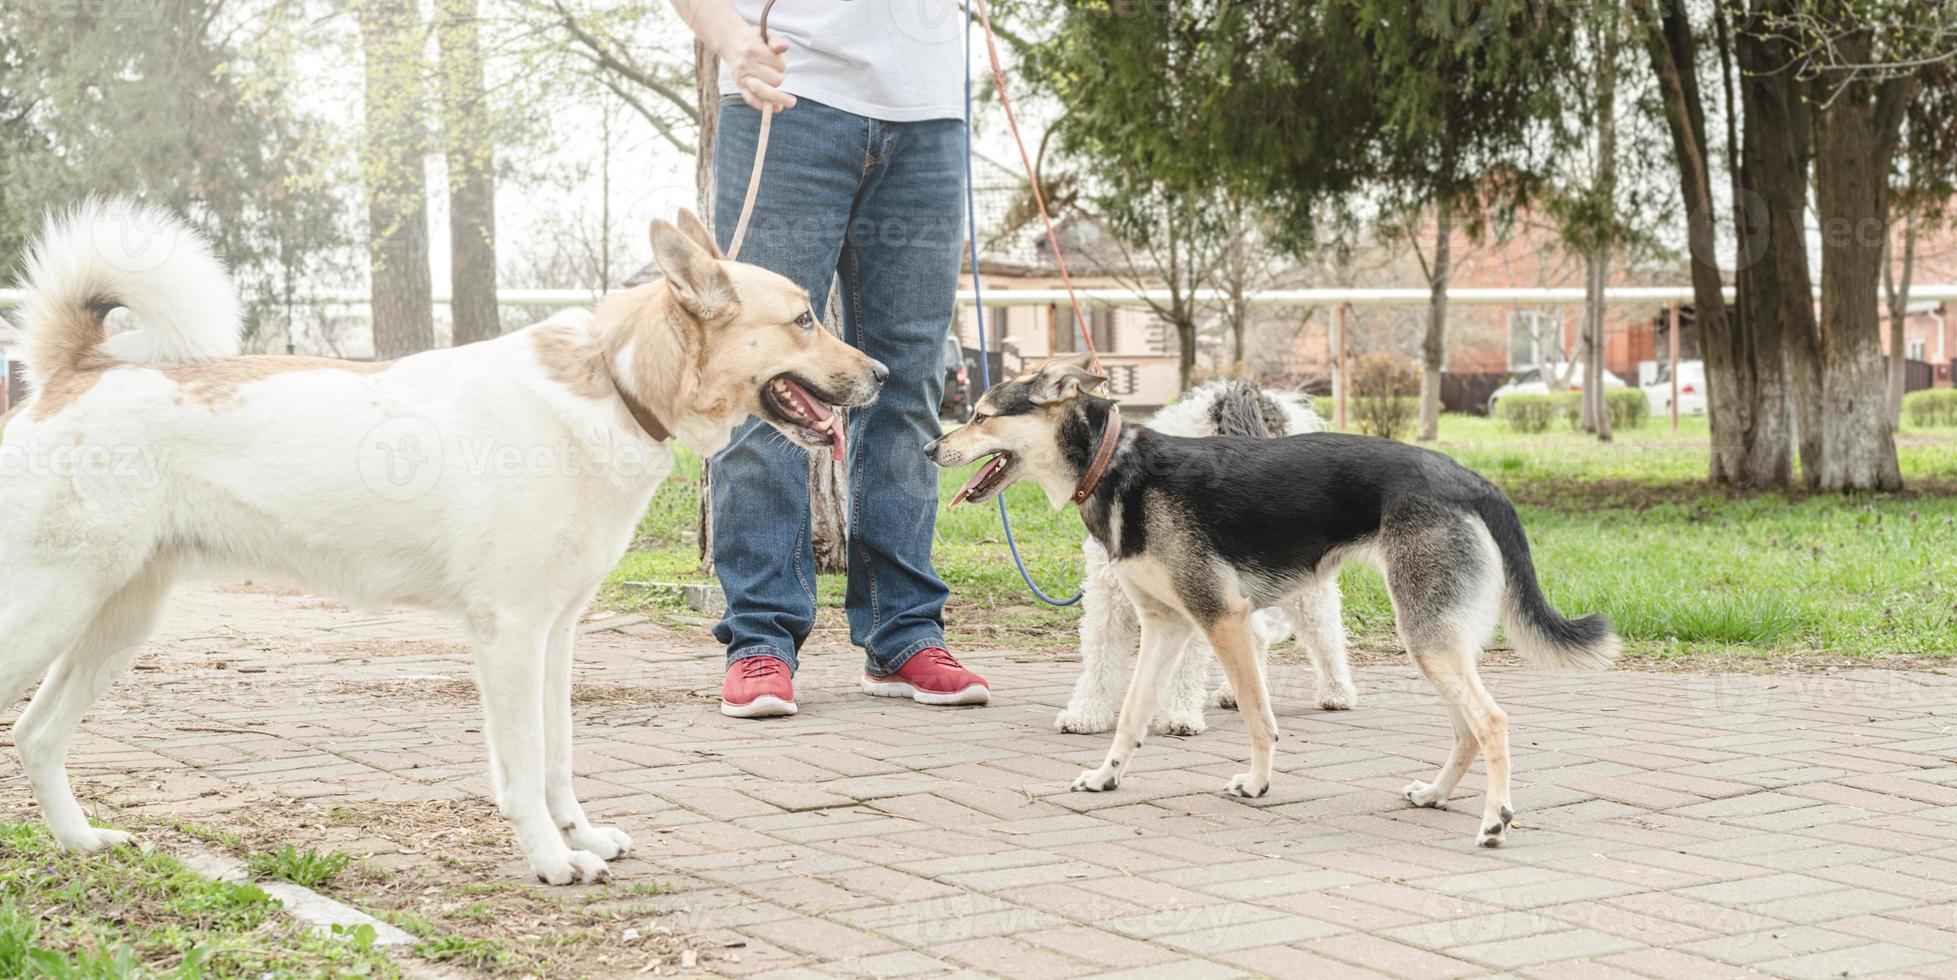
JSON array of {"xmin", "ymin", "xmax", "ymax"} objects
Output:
[
  {"xmin": 862, "ymin": 648, "xmax": 990, "ymax": 706},
  {"xmin": 721, "ymin": 657, "xmax": 796, "ymax": 718}
]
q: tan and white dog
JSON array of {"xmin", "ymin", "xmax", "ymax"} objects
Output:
[{"xmin": 0, "ymin": 200, "xmax": 884, "ymax": 883}]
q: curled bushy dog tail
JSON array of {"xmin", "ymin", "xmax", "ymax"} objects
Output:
[
  {"xmin": 13, "ymin": 198, "xmax": 240, "ymax": 385},
  {"xmin": 1208, "ymin": 380, "xmax": 1286, "ymax": 438},
  {"xmin": 1470, "ymin": 492, "xmax": 1619, "ymax": 671}
]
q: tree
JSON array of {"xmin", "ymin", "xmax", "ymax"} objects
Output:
[
  {"xmin": 1028, "ymin": 0, "xmax": 1574, "ymax": 428},
  {"xmin": 1888, "ymin": 62, "xmax": 1957, "ymax": 424},
  {"xmin": 438, "ymin": 0, "xmax": 499, "ymax": 345},
  {"xmin": 356, "ymin": 0, "xmax": 436, "ymax": 359},
  {"xmin": 1576, "ymin": 5, "xmax": 1622, "ymax": 440},
  {"xmin": 1636, "ymin": 0, "xmax": 1951, "ymax": 490},
  {"xmin": 1210, "ymin": 200, "xmax": 1287, "ymax": 377},
  {"xmin": 1636, "ymin": 0, "xmax": 1810, "ymax": 487},
  {"xmin": 1098, "ymin": 183, "xmax": 1215, "ymax": 393},
  {"xmin": 1801, "ymin": 7, "xmax": 1916, "ymax": 492},
  {"xmin": 0, "ymin": 0, "xmax": 347, "ymax": 336}
]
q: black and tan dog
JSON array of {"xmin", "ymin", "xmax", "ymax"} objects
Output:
[{"xmin": 926, "ymin": 355, "xmax": 1617, "ymax": 847}]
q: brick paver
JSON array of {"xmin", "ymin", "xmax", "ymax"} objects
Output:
[{"xmin": 8, "ymin": 582, "xmax": 1957, "ymax": 978}]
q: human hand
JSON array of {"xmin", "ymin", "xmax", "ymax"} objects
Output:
[{"xmin": 717, "ymin": 24, "xmax": 795, "ymax": 113}]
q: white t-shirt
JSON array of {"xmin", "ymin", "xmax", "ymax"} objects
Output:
[{"xmin": 716, "ymin": 0, "xmax": 964, "ymax": 122}]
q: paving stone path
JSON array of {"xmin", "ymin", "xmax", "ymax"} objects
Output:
[{"xmin": 10, "ymin": 583, "xmax": 1957, "ymax": 978}]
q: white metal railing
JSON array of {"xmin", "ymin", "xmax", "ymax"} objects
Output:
[{"xmin": 3, "ymin": 284, "xmax": 1956, "ymax": 311}]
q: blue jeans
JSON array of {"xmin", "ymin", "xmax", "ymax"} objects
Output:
[{"xmin": 710, "ymin": 97, "xmax": 962, "ymax": 676}]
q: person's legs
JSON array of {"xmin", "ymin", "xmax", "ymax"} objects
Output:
[
  {"xmin": 833, "ymin": 117, "xmax": 965, "ymax": 677},
  {"xmin": 710, "ymin": 98, "xmax": 869, "ymax": 674}
]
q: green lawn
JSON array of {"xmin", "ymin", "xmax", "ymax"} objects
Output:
[
  {"xmin": 0, "ymin": 822, "xmax": 395, "ymax": 978},
  {"xmin": 608, "ymin": 411, "xmax": 1957, "ymax": 662}
]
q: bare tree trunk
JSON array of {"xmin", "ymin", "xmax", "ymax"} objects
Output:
[
  {"xmin": 1418, "ymin": 203, "xmax": 1450, "ymax": 441},
  {"xmin": 1731, "ymin": 11, "xmax": 1808, "ymax": 488},
  {"xmin": 1583, "ymin": 251, "xmax": 1611, "ymax": 440},
  {"xmin": 1886, "ymin": 205, "xmax": 1917, "ymax": 426},
  {"xmin": 1639, "ymin": 0, "xmax": 1750, "ymax": 485},
  {"xmin": 1582, "ymin": 15, "xmax": 1617, "ymax": 440},
  {"xmin": 357, "ymin": 0, "xmax": 435, "ymax": 359},
  {"xmin": 1811, "ymin": 62, "xmax": 1911, "ymax": 492},
  {"xmin": 694, "ymin": 41, "xmax": 719, "ymax": 224},
  {"xmin": 696, "ymin": 40, "xmax": 719, "ymax": 573},
  {"xmin": 810, "ymin": 283, "xmax": 849, "ymax": 573},
  {"xmin": 438, "ymin": 0, "xmax": 497, "ymax": 346}
]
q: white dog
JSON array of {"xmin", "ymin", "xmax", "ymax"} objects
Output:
[
  {"xmin": 0, "ymin": 200, "xmax": 883, "ymax": 883},
  {"xmin": 1054, "ymin": 380, "xmax": 1357, "ymax": 736}
]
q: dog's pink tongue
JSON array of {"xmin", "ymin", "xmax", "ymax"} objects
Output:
[
  {"xmin": 786, "ymin": 379, "xmax": 844, "ymax": 462},
  {"xmin": 951, "ymin": 455, "xmax": 1007, "ymax": 506}
]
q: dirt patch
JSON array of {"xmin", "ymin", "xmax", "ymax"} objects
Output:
[
  {"xmin": 130, "ymin": 797, "xmax": 726, "ymax": 977},
  {"xmin": 311, "ymin": 639, "xmax": 473, "ymax": 661},
  {"xmin": 334, "ymin": 677, "xmax": 703, "ymax": 709}
]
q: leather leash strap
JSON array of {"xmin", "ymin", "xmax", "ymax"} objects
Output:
[
  {"xmin": 725, "ymin": 0, "xmax": 779, "ymax": 261},
  {"xmin": 1071, "ymin": 409, "xmax": 1122, "ymax": 504}
]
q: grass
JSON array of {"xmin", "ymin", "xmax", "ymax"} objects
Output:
[
  {"xmin": 245, "ymin": 846, "xmax": 351, "ymax": 890},
  {"xmin": 606, "ymin": 411, "xmax": 1957, "ymax": 661},
  {"xmin": 381, "ymin": 911, "xmax": 521, "ymax": 971},
  {"xmin": 0, "ymin": 821, "xmax": 395, "ymax": 978}
]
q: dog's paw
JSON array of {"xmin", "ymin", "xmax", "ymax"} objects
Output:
[
  {"xmin": 1055, "ymin": 707, "xmax": 1114, "ymax": 734},
  {"xmin": 1223, "ymin": 773, "xmax": 1270, "ymax": 799},
  {"xmin": 1476, "ymin": 806, "xmax": 1515, "ymax": 848},
  {"xmin": 567, "ymin": 825, "xmax": 633, "ymax": 860},
  {"xmin": 54, "ymin": 827, "xmax": 136, "ymax": 854},
  {"xmin": 1151, "ymin": 712, "xmax": 1207, "ymax": 737},
  {"xmin": 1209, "ymin": 686, "xmax": 1238, "ymax": 710},
  {"xmin": 531, "ymin": 849, "xmax": 611, "ymax": 885},
  {"xmin": 1318, "ymin": 684, "xmax": 1358, "ymax": 711},
  {"xmin": 1070, "ymin": 767, "xmax": 1120, "ymax": 793},
  {"xmin": 1402, "ymin": 780, "xmax": 1448, "ymax": 809}
]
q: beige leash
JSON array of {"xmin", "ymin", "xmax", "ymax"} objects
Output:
[{"xmin": 724, "ymin": 0, "xmax": 779, "ymax": 260}]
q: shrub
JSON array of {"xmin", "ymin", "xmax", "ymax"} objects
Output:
[
  {"xmin": 1498, "ymin": 393, "xmax": 1560, "ymax": 433},
  {"xmin": 1607, "ymin": 387, "xmax": 1650, "ymax": 430},
  {"xmin": 1531, "ymin": 388, "xmax": 1647, "ymax": 433},
  {"xmin": 1349, "ymin": 353, "xmax": 1418, "ymax": 439},
  {"xmin": 1551, "ymin": 391, "xmax": 1583, "ymax": 429},
  {"xmin": 1904, "ymin": 389, "xmax": 1957, "ymax": 428}
]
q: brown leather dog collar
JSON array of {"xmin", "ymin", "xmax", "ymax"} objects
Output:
[
  {"xmin": 602, "ymin": 356, "xmax": 670, "ymax": 442},
  {"xmin": 1071, "ymin": 408, "xmax": 1122, "ymax": 505},
  {"xmin": 617, "ymin": 385, "xmax": 671, "ymax": 442}
]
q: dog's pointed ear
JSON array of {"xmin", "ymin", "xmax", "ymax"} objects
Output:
[
  {"xmin": 649, "ymin": 219, "xmax": 735, "ymax": 319},
  {"xmin": 673, "ymin": 209, "xmax": 723, "ymax": 260},
  {"xmin": 1029, "ymin": 353, "xmax": 1108, "ymax": 405}
]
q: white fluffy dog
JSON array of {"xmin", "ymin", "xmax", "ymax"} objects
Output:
[{"xmin": 1054, "ymin": 380, "xmax": 1358, "ymax": 735}]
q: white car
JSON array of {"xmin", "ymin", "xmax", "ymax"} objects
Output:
[
  {"xmin": 1486, "ymin": 364, "xmax": 1626, "ymax": 415},
  {"xmin": 1644, "ymin": 360, "xmax": 1707, "ymax": 416}
]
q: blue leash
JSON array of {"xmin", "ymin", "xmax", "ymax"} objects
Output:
[{"xmin": 961, "ymin": 5, "xmax": 1082, "ymax": 607}]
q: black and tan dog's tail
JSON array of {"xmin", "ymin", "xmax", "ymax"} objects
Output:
[{"xmin": 1471, "ymin": 493, "xmax": 1619, "ymax": 671}]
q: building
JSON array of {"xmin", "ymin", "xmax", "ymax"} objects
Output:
[
  {"xmin": 952, "ymin": 155, "xmax": 1191, "ymax": 406},
  {"xmin": 1269, "ymin": 216, "xmax": 1682, "ymax": 391}
]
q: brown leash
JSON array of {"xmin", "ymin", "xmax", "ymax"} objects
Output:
[{"xmin": 1071, "ymin": 409, "xmax": 1122, "ymax": 505}]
